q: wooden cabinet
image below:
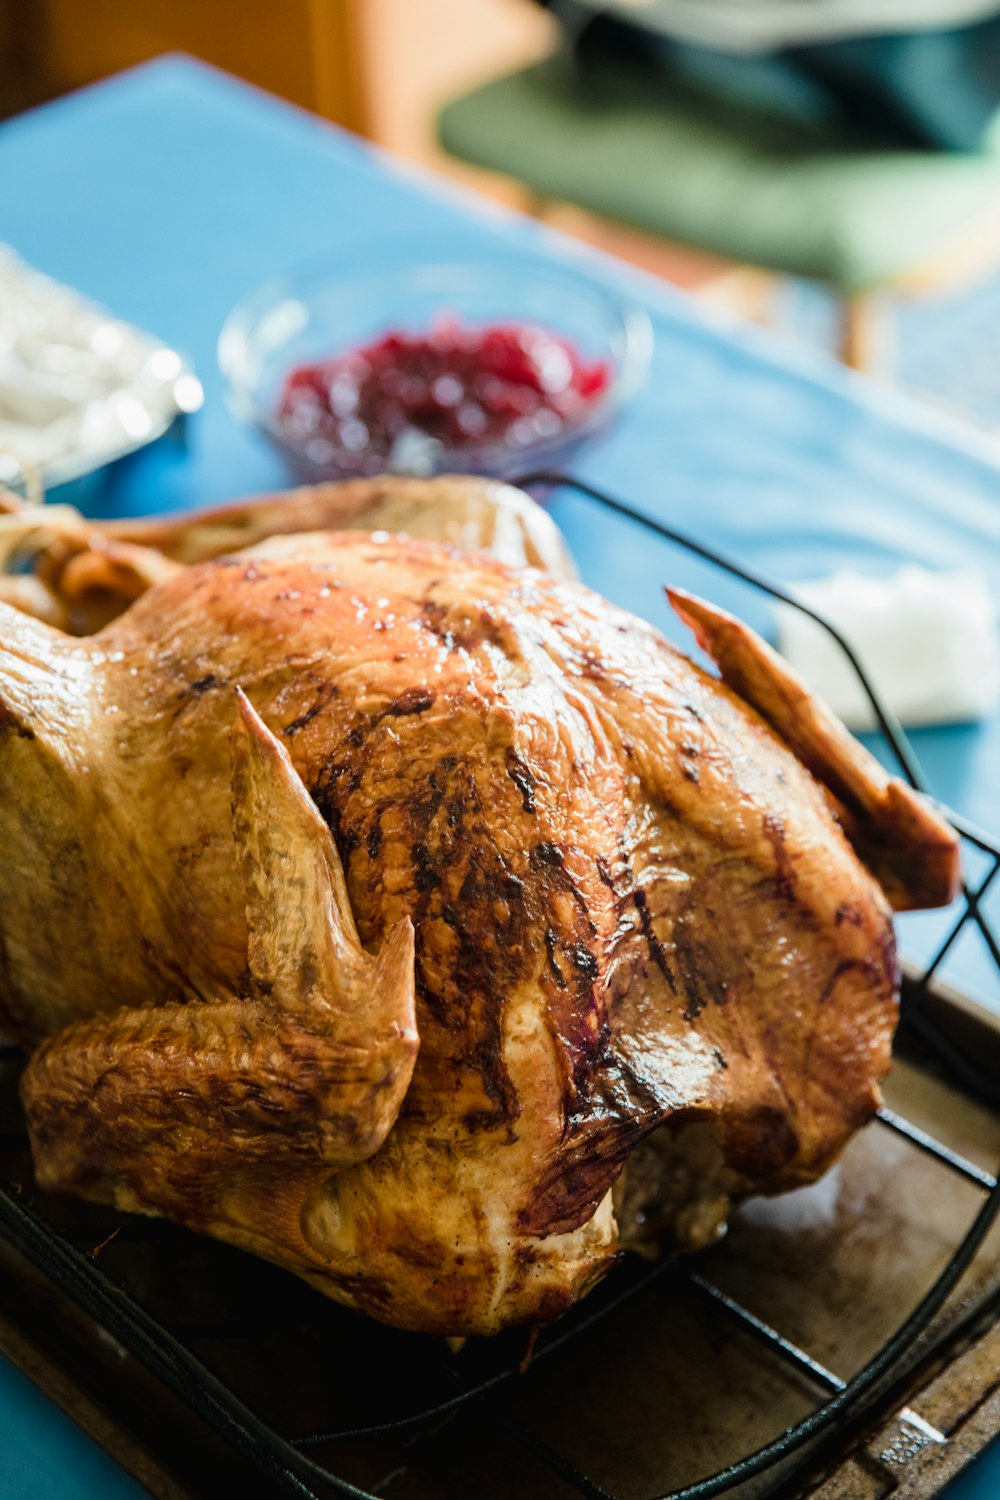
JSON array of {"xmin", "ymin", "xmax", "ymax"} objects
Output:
[{"xmin": 1, "ymin": 0, "xmax": 370, "ymax": 131}]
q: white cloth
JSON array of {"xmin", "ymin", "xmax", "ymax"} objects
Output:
[
  {"xmin": 568, "ymin": 0, "xmax": 1000, "ymax": 52},
  {"xmin": 774, "ymin": 566, "xmax": 1000, "ymax": 731}
]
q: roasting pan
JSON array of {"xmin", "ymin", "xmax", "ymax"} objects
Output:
[{"xmin": 1, "ymin": 474, "xmax": 998, "ymax": 1500}]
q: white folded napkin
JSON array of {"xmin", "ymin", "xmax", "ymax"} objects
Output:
[{"xmin": 774, "ymin": 565, "xmax": 1000, "ymax": 731}]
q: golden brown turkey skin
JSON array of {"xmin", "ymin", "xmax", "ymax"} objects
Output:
[{"xmin": 0, "ymin": 527, "xmax": 958, "ymax": 1335}]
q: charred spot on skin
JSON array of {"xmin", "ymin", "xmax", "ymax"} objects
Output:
[
  {"xmin": 367, "ymin": 823, "xmax": 382, "ymax": 860},
  {"xmin": 532, "ymin": 841, "xmax": 564, "ymax": 869},
  {"xmin": 412, "ymin": 843, "xmax": 441, "ymax": 892},
  {"xmin": 763, "ymin": 813, "xmax": 797, "ymax": 902},
  {"xmin": 190, "ymin": 674, "xmax": 219, "ymax": 695},
  {"xmin": 674, "ymin": 907, "xmax": 731, "ymax": 1019},
  {"xmin": 411, "ymin": 773, "xmax": 447, "ymax": 829},
  {"xmin": 310, "ymin": 761, "xmax": 354, "ymax": 830},
  {"xmin": 460, "ymin": 1034, "xmax": 522, "ymax": 1132},
  {"xmin": 283, "ymin": 701, "xmax": 325, "ymax": 737},
  {"xmin": 420, "ymin": 755, "xmax": 461, "ymax": 828},
  {"xmin": 532, "ymin": 844, "xmax": 596, "ymax": 933},
  {"xmin": 446, "ymin": 793, "xmax": 467, "ymax": 830},
  {"xmin": 713, "ymin": 1047, "xmax": 729, "ymax": 1071},
  {"xmin": 683, "ymin": 700, "xmax": 704, "ymax": 722},
  {"xmin": 633, "ymin": 888, "xmax": 676, "ymax": 988},
  {"xmin": 419, "ymin": 598, "xmax": 460, "ymax": 653},
  {"xmin": 385, "ymin": 687, "xmax": 435, "ymax": 717},
  {"xmin": 682, "ymin": 762, "xmax": 700, "ymax": 784},
  {"xmin": 545, "ymin": 928, "xmax": 567, "ymax": 988},
  {"xmin": 341, "ymin": 826, "xmax": 362, "ymax": 856},
  {"xmin": 595, "ymin": 855, "xmax": 627, "ymax": 896},
  {"xmin": 505, "ymin": 749, "xmax": 537, "ymax": 814},
  {"xmin": 421, "ymin": 597, "xmax": 522, "ymax": 658},
  {"xmin": 568, "ymin": 944, "xmax": 600, "ymax": 982},
  {"xmin": 461, "ymin": 1107, "xmax": 518, "ymax": 1138},
  {"xmin": 569, "ymin": 1013, "xmax": 613, "ymax": 1095}
]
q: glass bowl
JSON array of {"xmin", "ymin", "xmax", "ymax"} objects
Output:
[{"xmin": 218, "ymin": 245, "xmax": 652, "ymax": 482}]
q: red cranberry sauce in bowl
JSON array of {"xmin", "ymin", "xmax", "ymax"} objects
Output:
[
  {"xmin": 277, "ymin": 319, "xmax": 611, "ymax": 477},
  {"xmin": 219, "ymin": 251, "xmax": 652, "ymax": 481}
]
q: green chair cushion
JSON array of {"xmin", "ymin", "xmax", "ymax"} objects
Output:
[{"xmin": 438, "ymin": 59, "xmax": 1000, "ymax": 291}]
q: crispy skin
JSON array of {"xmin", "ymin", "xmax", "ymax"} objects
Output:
[
  {"xmin": 1, "ymin": 525, "xmax": 956, "ymax": 1335},
  {"xmin": 0, "ymin": 475, "xmax": 574, "ymax": 634}
]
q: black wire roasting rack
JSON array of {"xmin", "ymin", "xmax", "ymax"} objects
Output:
[{"xmin": 1, "ymin": 472, "xmax": 998, "ymax": 1500}]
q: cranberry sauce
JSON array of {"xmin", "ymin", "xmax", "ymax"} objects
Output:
[{"xmin": 277, "ymin": 318, "xmax": 611, "ymax": 473}]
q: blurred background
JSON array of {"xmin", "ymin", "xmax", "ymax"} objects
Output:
[
  {"xmin": 0, "ymin": 0, "xmax": 558, "ymax": 204},
  {"xmin": 6, "ymin": 0, "xmax": 1000, "ymax": 426}
]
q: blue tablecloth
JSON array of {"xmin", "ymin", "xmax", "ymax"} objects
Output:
[{"xmin": 0, "ymin": 54, "xmax": 997, "ymax": 1499}]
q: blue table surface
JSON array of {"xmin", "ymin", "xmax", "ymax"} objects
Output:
[{"xmin": 1, "ymin": 55, "xmax": 998, "ymax": 1498}]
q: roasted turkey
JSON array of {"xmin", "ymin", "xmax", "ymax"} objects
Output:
[{"xmin": 0, "ymin": 477, "xmax": 959, "ymax": 1336}]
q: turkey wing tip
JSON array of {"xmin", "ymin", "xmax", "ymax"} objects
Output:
[{"xmin": 665, "ymin": 586, "xmax": 961, "ymax": 912}]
